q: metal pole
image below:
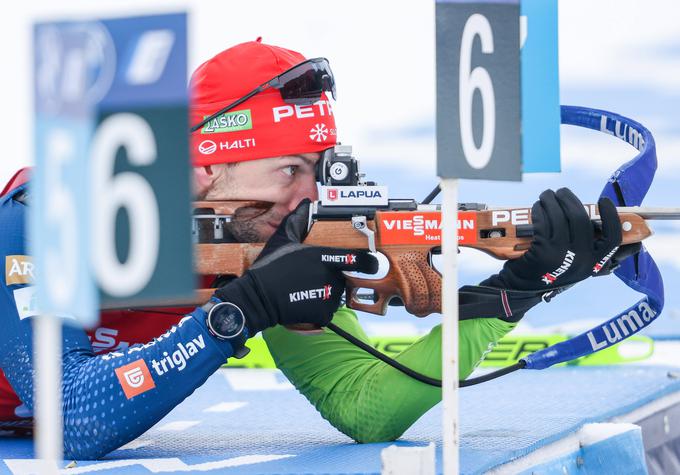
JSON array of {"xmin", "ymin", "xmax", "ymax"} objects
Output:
[
  {"xmin": 35, "ymin": 314, "xmax": 63, "ymax": 473},
  {"xmin": 441, "ymin": 178, "xmax": 459, "ymax": 475},
  {"xmin": 616, "ymin": 207, "xmax": 680, "ymax": 220}
]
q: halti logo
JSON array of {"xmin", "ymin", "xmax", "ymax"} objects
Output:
[
  {"xmin": 541, "ymin": 250, "xmax": 576, "ymax": 285},
  {"xmin": 115, "ymin": 360, "xmax": 156, "ymax": 399},
  {"xmin": 198, "ymin": 140, "xmax": 217, "ymax": 154},
  {"xmin": 199, "ymin": 139, "xmax": 256, "ymax": 155},
  {"xmin": 321, "ymin": 254, "xmax": 356, "ymax": 264},
  {"xmin": 289, "ymin": 285, "xmax": 332, "ymax": 303}
]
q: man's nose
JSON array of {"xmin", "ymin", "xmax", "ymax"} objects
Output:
[{"xmin": 286, "ymin": 176, "xmax": 318, "ymax": 212}]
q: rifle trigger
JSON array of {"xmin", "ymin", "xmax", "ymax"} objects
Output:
[{"xmin": 351, "ymin": 216, "xmax": 376, "ymax": 253}]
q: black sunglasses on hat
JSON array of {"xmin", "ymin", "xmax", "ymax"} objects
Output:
[{"xmin": 191, "ymin": 57, "xmax": 336, "ymax": 133}]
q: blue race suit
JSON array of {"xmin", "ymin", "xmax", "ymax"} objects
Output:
[{"xmin": 0, "ymin": 184, "xmax": 239, "ymax": 459}]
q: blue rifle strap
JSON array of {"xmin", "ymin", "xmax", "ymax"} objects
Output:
[{"xmin": 523, "ymin": 106, "xmax": 665, "ymax": 370}]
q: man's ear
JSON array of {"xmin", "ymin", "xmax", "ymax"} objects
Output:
[{"xmin": 193, "ymin": 165, "xmax": 214, "ymax": 199}]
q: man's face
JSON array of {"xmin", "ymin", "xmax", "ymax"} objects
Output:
[{"xmin": 200, "ymin": 152, "xmax": 320, "ymax": 242}]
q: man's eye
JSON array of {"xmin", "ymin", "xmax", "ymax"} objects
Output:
[{"xmin": 282, "ymin": 165, "xmax": 298, "ymax": 177}]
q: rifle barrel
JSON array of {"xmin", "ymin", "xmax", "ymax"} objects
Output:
[{"xmin": 617, "ymin": 207, "xmax": 680, "ymax": 220}]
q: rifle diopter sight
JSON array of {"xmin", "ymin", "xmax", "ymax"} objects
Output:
[{"xmin": 315, "ymin": 144, "xmax": 368, "ymax": 187}]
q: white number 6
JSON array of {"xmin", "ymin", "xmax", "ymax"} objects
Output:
[
  {"xmin": 459, "ymin": 13, "xmax": 496, "ymax": 169},
  {"xmin": 90, "ymin": 113, "xmax": 160, "ymax": 297}
]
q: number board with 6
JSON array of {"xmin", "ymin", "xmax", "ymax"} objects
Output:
[
  {"xmin": 436, "ymin": 0, "xmax": 521, "ymax": 181},
  {"xmin": 32, "ymin": 13, "xmax": 193, "ymax": 325}
]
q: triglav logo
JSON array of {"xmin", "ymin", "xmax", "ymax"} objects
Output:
[
  {"xmin": 115, "ymin": 359, "xmax": 156, "ymax": 399},
  {"xmin": 123, "ymin": 367, "xmax": 145, "ymax": 388},
  {"xmin": 150, "ymin": 335, "xmax": 207, "ymax": 376}
]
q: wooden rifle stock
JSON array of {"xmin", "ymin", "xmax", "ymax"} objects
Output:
[{"xmin": 192, "ymin": 202, "xmax": 668, "ymax": 317}]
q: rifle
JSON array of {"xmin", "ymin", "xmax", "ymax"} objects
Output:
[
  {"xmin": 191, "ymin": 146, "xmax": 680, "ymax": 318},
  {"xmin": 190, "ymin": 106, "xmax": 675, "ymax": 388}
]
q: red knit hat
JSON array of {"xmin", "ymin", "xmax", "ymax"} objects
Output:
[{"xmin": 190, "ymin": 39, "xmax": 337, "ymax": 167}]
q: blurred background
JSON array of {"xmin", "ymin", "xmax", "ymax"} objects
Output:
[{"xmin": 3, "ymin": 0, "xmax": 679, "ymax": 338}]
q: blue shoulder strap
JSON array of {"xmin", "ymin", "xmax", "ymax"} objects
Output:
[{"xmin": 523, "ymin": 106, "xmax": 664, "ymax": 370}]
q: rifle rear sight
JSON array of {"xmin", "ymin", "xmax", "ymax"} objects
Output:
[{"xmin": 316, "ymin": 145, "xmax": 374, "ymax": 186}]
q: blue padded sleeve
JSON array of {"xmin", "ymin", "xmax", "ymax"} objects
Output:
[{"xmin": 0, "ymin": 185, "xmax": 237, "ymax": 459}]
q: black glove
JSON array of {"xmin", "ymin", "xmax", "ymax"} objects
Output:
[
  {"xmin": 482, "ymin": 188, "xmax": 622, "ymax": 292},
  {"xmin": 214, "ymin": 199, "xmax": 378, "ymax": 334},
  {"xmin": 592, "ymin": 242, "xmax": 641, "ymax": 276}
]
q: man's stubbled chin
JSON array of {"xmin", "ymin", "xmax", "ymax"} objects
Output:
[{"xmin": 227, "ymin": 206, "xmax": 284, "ymax": 242}]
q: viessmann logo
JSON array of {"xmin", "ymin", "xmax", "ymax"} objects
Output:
[
  {"xmin": 379, "ymin": 212, "xmax": 478, "ymax": 245},
  {"xmin": 115, "ymin": 359, "xmax": 156, "ymax": 399}
]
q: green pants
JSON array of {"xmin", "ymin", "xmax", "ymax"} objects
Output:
[{"xmin": 263, "ymin": 308, "xmax": 515, "ymax": 443}]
